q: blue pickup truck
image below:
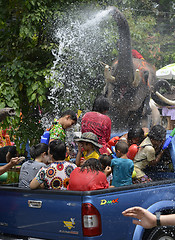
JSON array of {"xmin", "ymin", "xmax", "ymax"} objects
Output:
[{"xmin": 0, "ymin": 131, "xmax": 175, "ymax": 240}]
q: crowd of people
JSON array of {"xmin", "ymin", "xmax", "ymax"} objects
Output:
[
  {"xmin": 0, "ymin": 95, "xmax": 172, "ymax": 228},
  {"xmin": 0, "ymin": 95, "xmax": 168, "ymax": 192}
]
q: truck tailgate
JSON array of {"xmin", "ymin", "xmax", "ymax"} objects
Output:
[{"xmin": 0, "ymin": 186, "xmax": 84, "ymax": 239}]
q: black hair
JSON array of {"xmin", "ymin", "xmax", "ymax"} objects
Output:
[
  {"xmin": 98, "ymin": 154, "xmax": 111, "ymax": 170},
  {"xmin": 115, "ymin": 140, "xmax": 128, "ymax": 154},
  {"xmin": 80, "ymin": 158, "xmax": 103, "ymax": 173},
  {"xmin": 128, "ymin": 127, "xmax": 144, "ymax": 141},
  {"xmin": 92, "ymin": 95, "xmax": 109, "ymax": 113},
  {"xmin": 30, "ymin": 143, "xmax": 48, "ymax": 159},
  {"xmin": 147, "ymin": 125, "xmax": 166, "ymax": 142},
  {"xmin": 49, "ymin": 139, "xmax": 66, "ymax": 160},
  {"xmin": 0, "ymin": 146, "xmax": 17, "ymax": 163},
  {"xmin": 61, "ymin": 110, "xmax": 77, "ymax": 123},
  {"xmin": 7, "ymin": 146, "xmax": 18, "ymax": 158}
]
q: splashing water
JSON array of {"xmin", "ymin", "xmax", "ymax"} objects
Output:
[
  {"xmin": 81, "ymin": 7, "xmax": 115, "ymax": 29},
  {"xmin": 41, "ymin": 6, "xmax": 116, "ymax": 128}
]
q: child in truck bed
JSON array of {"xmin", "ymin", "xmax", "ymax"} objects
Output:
[
  {"xmin": 99, "ymin": 154, "xmax": 112, "ymax": 185},
  {"xmin": 111, "ymin": 140, "xmax": 134, "ymax": 187},
  {"xmin": 49, "ymin": 110, "xmax": 77, "ymax": 143},
  {"xmin": 68, "ymin": 158, "xmax": 109, "ymax": 191},
  {"xmin": 75, "ymin": 132, "xmax": 102, "ymax": 166}
]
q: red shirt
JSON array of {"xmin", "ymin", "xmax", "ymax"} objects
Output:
[
  {"xmin": 67, "ymin": 167, "xmax": 109, "ymax": 191},
  {"xmin": 81, "ymin": 112, "xmax": 111, "ymax": 154}
]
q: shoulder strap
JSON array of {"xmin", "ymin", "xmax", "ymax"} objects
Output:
[
  {"xmin": 140, "ymin": 144, "xmax": 152, "ymax": 149},
  {"xmin": 134, "ymin": 144, "xmax": 153, "ymax": 163}
]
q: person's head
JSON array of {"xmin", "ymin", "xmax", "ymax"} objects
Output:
[
  {"xmin": 98, "ymin": 154, "xmax": 111, "ymax": 170},
  {"xmin": 75, "ymin": 132, "xmax": 102, "ymax": 151},
  {"xmin": 30, "ymin": 143, "xmax": 49, "ymax": 163},
  {"xmin": 92, "ymin": 95, "xmax": 110, "ymax": 114},
  {"xmin": 6, "ymin": 146, "xmax": 19, "ymax": 163},
  {"xmin": 115, "ymin": 140, "xmax": 128, "ymax": 158},
  {"xmin": 6, "ymin": 146, "xmax": 28, "ymax": 163},
  {"xmin": 81, "ymin": 142, "xmax": 94, "ymax": 152},
  {"xmin": 80, "ymin": 158, "xmax": 103, "ymax": 173},
  {"xmin": 59, "ymin": 110, "xmax": 77, "ymax": 129},
  {"xmin": 48, "ymin": 139, "xmax": 66, "ymax": 161},
  {"xmin": 127, "ymin": 127, "xmax": 145, "ymax": 146},
  {"xmin": 147, "ymin": 125, "xmax": 166, "ymax": 147}
]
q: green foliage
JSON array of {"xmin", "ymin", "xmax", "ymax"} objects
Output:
[
  {"xmin": 0, "ymin": 0, "xmax": 174, "ymax": 150},
  {"xmin": 0, "ymin": 0, "xmax": 57, "ymax": 149}
]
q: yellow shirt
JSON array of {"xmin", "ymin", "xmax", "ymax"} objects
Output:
[{"xmin": 83, "ymin": 150, "xmax": 100, "ymax": 160}]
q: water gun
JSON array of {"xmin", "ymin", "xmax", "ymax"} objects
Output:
[
  {"xmin": 107, "ymin": 136, "xmax": 120, "ymax": 150},
  {"xmin": 41, "ymin": 131, "xmax": 50, "ymax": 145},
  {"xmin": 162, "ymin": 128, "xmax": 175, "ymax": 150},
  {"xmin": 127, "ymin": 144, "xmax": 139, "ymax": 160},
  {"xmin": 111, "ymin": 146, "xmax": 117, "ymax": 158},
  {"xmin": 111, "ymin": 143, "xmax": 139, "ymax": 160}
]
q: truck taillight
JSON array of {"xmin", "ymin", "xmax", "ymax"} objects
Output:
[{"xmin": 82, "ymin": 203, "xmax": 102, "ymax": 237}]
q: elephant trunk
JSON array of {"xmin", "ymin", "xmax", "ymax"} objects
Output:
[
  {"xmin": 0, "ymin": 108, "xmax": 15, "ymax": 122},
  {"xmin": 111, "ymin": 8, "xmax": 134, "ymax": 85}
]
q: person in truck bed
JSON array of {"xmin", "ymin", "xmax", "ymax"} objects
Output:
[
  {"xmin": 19, "ymin": 143, "xmax": 49, "ymax": 188},
  {"xmin": 30, "ymin": 140, "xmax": 77, "ymax": 190},
  {"xmin": 49, "ymin": 110, "xmax": 77, "ymax": 143},
  {"xmin": 81, "ymin": 95, "xmax": 111, "ymax": 155},
  {"xmin": 75, "ymin": 132, "xmax": 102, "ymax": 167},
  {"xmin": 98, "ymin": 154, "xmax": 112, "ymax": 186},
  {"xmin": 67, "ymin": 158, "xmax": 109, "ymax": 191},
  {"xmin": 133, "ymin": 125, "xmax": 166, "ymax": 184},
  {"xmin": 111, "ymin": 140, "xmax": 134, "ymax": 187}
]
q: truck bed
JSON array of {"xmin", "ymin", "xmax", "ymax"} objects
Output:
[{"xmin": 1, "ymin": 179, "xmax": 175, "ymax": 240}]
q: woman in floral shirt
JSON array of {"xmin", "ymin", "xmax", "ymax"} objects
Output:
[{"xmin": 30, "ymin": 140, "xmax": 77, "ymax": 190}]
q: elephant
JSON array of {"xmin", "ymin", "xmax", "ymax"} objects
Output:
[
  {"xmin": 103, "ymin": 7, "xmax": 175, "ymax": 132},
  {"xmin": 0, "ymin": 108, "xmax": 15, "ymax": 122}
]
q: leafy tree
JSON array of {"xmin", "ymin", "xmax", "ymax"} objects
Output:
[
  {"xmin": 0, "ymin": 0, "xmax": 102, "ymax": 150},
  {"xmin": 0, "ymin": 0, "xmax": 58, "ymax": 150}
]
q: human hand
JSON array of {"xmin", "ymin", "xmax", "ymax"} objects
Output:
[
  {"xmin": 104, "ymin": 166, "xmax": 112, "ymax": 177},
  {"xmin": 77, "ymin": 143, "xmax": 83, "ymax": 152},
  {"xmin": 80, "ymin": 157, "xmax": 86, "ymax": 166},
  {"xmin": 10, "ymin": 157, "xmax": 24, "ymax": 166},
  {"xmin": 122, "ymin": 207, "xmax": 156, "ymax": 229}
]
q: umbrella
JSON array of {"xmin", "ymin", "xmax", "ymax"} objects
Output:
[{"xmin": 156, "ymin": 63, "xmax": 175, "ymax": 80}]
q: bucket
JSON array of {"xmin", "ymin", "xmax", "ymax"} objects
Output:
[{"xmin": 0, "ymin": 172, "xmax": 8, "ymax": 182}]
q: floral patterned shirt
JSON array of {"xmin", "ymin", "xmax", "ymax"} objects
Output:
[
  {"xmin": 35, "ymin": 161, "xmax": 77, "ymax": 190},
  {"xmin": 49, "ymin": 119, "xmax": 66, "ymax": 142}
]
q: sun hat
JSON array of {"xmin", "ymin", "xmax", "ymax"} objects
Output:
[{"xmin": 75, "ymin": 132, "xmax": 102, "ymax": 148}]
